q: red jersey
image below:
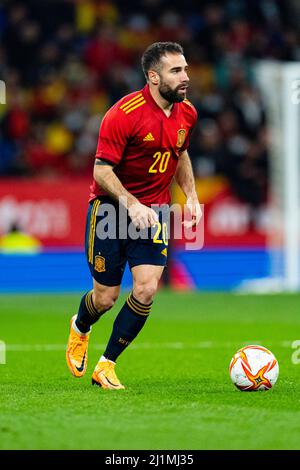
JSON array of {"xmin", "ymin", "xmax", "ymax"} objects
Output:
[{"xmin": 89, "ymin": 84, "xmax": 197, "ymax": 206}]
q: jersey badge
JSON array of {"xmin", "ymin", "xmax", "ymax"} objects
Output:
[
  {"xmin": 176, "ymin": 129, "xmax": 186, "ymax": 148},
  {"xmin": 94, "ymin": 255, "xmax": 106, "ymax": 272}
]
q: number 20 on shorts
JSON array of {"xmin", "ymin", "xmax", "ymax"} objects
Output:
[{"xmin": 153, "ymin": 222, "xmax": 168, "ymax": 245}]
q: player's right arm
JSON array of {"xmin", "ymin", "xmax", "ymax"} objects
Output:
[
  {"xmin": 93, "ymin": 161, "xmax": 158, "ymax": 229},
  {"xmin": 93, "ymin": 104, "xmax": 158, "ymax": 229}
]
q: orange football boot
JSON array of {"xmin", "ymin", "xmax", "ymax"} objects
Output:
[
  {"xmin": 66, "ymin": 315, "xmax": 90, "ymax": 377},
  {"xmin": 92, "ymin": 360, "xmax": 125, "ymax": 390}
]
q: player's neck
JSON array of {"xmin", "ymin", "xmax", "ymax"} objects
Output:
[{"xmin": 149, "ymin": 85, "xmax": 173, "ymax": 117}]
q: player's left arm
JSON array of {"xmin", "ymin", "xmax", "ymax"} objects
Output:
[{"xmin": 175, "ymin": 150, "xmax": 202, "ymax": 227}]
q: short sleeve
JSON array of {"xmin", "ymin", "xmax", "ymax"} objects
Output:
[{"xmin": 95, "ymin": 106, "xmax": 132, "ymax": 165}]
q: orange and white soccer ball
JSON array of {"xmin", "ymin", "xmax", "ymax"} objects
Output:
[{"xmin": 229, "ymin": 345, "xmax": 279, "ymax": 391}]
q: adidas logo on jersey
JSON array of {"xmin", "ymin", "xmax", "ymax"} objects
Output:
[{"xmin": 143, "ymin": 133, "xmax": 155, "ymax": 141}]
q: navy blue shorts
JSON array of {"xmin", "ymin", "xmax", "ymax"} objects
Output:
[{"xmin": 85, "ymin": 197, "xmax": 169, "ymax": 286}]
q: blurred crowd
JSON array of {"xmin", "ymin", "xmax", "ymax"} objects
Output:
[{"xmin": 0, "ymin": 0, "xmax": 299, "ymax": 207}]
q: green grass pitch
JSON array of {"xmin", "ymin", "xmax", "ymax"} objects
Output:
[{"xmin": 1, "ymin": 291, "xmax": 300, "ymax": 450}]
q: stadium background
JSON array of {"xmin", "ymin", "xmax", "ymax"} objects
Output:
[
  {"xmin": 2, "ymin": 0, "xmax": 300, "ymax": 453},
  {"xmin": 1, "ymin": 0, "xmax": 294, "ymax": 292}
]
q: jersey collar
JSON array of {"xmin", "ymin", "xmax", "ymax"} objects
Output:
[{"xmin": 142, "ymin": 84, "xmax": 178, "ymax": 119}]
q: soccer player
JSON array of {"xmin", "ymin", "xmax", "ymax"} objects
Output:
[{"xmin": 66, "ymin": 42, "xmax": 201, "ymax": 390}]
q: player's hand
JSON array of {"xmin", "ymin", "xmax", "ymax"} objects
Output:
[
  {"xmin": 128, "ymin": 202, "xmax": 159, "ymax": 229},
  {"xmin": 182, "ymin": 195, "xmax": 202, "ymax": 229}
]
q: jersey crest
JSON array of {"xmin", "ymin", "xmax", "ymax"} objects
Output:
[
  {"xmin": 94, "ymin": 255, "xmax": 106, "ymax": 272},
  {"xmin": 176, "ymin": 128, "xmax": 187, "ymax": 148}
]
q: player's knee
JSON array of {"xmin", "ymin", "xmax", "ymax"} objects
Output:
[
  {"xmin": 93, "ymin": 292, "xmax": 117, "ymax": 313},
  {"xmin": 133, "ymin": 279, "xmax": 158, "ymax": 304}
]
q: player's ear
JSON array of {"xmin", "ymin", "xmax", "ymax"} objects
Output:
[{"xmin": 148, "ymin": 69, "xmax": 159, "ymax": 86}]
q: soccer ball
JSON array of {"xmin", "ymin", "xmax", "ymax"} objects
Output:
[{"xmin": 229, "ymin": 345, "xmax": 279, "ymax": 391}]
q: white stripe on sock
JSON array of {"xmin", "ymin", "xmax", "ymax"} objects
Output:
[
  {"xmin": 100, "ymin": 355, "xmax": 115, "ymax": 364},
  {"xmin": 72, "ymin": 317, "xmax": 91, "ymax": 336}
]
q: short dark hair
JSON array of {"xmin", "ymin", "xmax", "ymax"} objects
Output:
[{"xmin": 141, "ymin": 42, "xmax": 184, "ymax": 81}]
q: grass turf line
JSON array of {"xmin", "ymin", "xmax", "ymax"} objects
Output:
[{"xmin": 1, "ymin": 291, "xmax": 300, "ymax": 450}]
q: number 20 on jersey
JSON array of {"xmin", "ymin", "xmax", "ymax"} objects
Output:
[{"xmin": 149, "ymin": 151, "xmax": 171, "ymax": 174}]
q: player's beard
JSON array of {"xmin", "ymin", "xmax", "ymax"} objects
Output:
[{"xmin": 158, "ymin": 80, "xmax": 187, "ymax": 103}]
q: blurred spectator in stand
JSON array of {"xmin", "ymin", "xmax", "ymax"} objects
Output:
[
  {"xmin": 232, "ymin": 83, "xmax": 266, "ymax": 138},
  {"xmin": 0, "ymin": 223, "xmax": 41, "ymax": 254},
  {"xmin": 0, "ymin": 129, "xmax": 23, "ymax": 176},
  {"xmin": 3, "ymin": 4, "xmax": 41, "ymax": 86},
  {"xmin": 191, "ymin": 119, "xmax": 226, "ymax": 178},
  {"xmin": 223, "ymin": 127, "xmax": 269, "ymax": 228},
  {"xmin": 1, "ymin": 0, "xmax": 300, "ymax": 211},
  {"xmin": 84, "ymin": 23, "xmax": 131, "ymax": 79}
]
